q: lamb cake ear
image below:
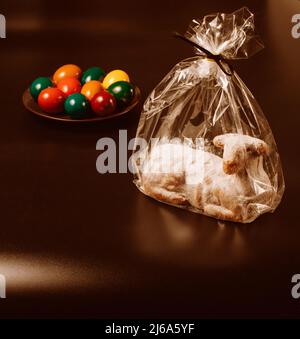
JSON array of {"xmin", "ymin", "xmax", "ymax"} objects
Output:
[{"xmin": 213, "ymin": 134, "xmax": 270, "ymax": 175}]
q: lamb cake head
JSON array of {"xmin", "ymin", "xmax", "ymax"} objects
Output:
[{"xmin": 213, "ymin": 133, "xmax": 270, "ymax": 175}]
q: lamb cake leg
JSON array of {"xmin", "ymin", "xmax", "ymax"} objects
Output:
[
  {"xmin": 144, "ymin": 184, "xmax": 188, "ymax": 206},
  {"xmin": 143, "ymin": 171, "xmax": 188, "ymax": 206},
  {"xmin": 204, "ymin": 204, "xmax": 242, "ymax": 222}
]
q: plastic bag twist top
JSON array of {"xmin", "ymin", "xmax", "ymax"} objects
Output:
[{"xmin": 186, "ymin": 7, "xmax": 264, "ymax": 59}]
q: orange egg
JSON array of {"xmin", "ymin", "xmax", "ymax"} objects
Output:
[
  {"xmin": 53, "ymin": 64, "xmax": 82, "ymax": 84},
  {"xmin": 81, "ymin": 80, "xmax": 103, "ymax": 101}
]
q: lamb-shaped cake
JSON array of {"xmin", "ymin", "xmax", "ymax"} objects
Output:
[{"xmin": 141, "ymin": 134, "xmax": 273, "ymax": 223}]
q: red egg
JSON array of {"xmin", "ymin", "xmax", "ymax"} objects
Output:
[
  {"xmin": 91, "ymin": 90, "xmax": 116, "ymax": 117},
  {"xmin": 57, "ymin": 77, "xmax": 82, "ymax": 97},
  {"xmin": 38, "ymin": 88, "xmax": 65, "ymax": 114}
]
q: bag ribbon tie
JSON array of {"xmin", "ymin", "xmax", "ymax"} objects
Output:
[{"xmin": 174, "ymin": 32, "xmax": 234, "ymax": 76}]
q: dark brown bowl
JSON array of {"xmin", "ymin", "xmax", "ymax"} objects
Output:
[{"xmin": 23, "ymin": 86, "xmax": 141, "ymax": 123}]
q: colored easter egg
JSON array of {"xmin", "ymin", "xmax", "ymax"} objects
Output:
[
  {"xmin": 81, "ymin": 67, "xmax": 106, "ymax": 85},
  {"xmin": 30, "ymin": 77, "xmax": 53, "ymax": 101},
  {"xmin": 38, "ymin": 88, "xmax": 65, "ymax": 114},
  {"xmin": 53, "ymin": 64, "xmax": 82, "ymax": 84},
  {"xmin": 57, "ymin": 77, "xmax": 82, "ymax": 97},
  {"xmin": 81, "ymin": 80, "xmax": 103, "ymax": 101},
  {"xmin": 108, "ymin": 81, "xmax": 134, "ymax": 107},
  {"xmin": 64, "ymin": 93, "xmax": 89, "ymax": 119},
  {"xmin": 91, "ymin": 90, "xmax": 116, "ymax": 117},
  {"xmin": 102, "ymin": 70, "xmax": 130, "ymax": 89}
]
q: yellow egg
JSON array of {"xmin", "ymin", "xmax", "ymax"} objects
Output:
[
  {"xmin": 81, "ymin": 80, "xmax": 103, "ymax": 101},
  {"xmin": 102, "ymin": 70, "xmax": 130, "ymax": 89},
  {"xmin": 53, "ymin": 64, "xmax": 82, "ymax": 84}
]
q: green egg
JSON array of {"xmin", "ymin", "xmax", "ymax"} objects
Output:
[
  {"xmin": 108, "ymin": 81, "xmax": 134, "ymax": 108},
  {"xmin": 81, "ymin": 67, "xmax": 106, "ymax": 85},
  {"xmin": 30, "ymin": 77, "xmax": 53, "ymax": 101},
  {"xmin": 64, "ymin": 93, "xmax": 89, "ymax": 119}
]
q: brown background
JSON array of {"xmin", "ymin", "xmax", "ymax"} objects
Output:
[{"xmin": 0, "ymin": 0, "xmax": 299, "ymax": 318}]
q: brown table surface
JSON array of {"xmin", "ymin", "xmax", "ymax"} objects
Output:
[{"xmin": 0, "ymin": 0, "xmax": 299, "ymax": 318}]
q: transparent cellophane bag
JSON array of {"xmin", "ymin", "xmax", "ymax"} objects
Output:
[{"xmin": 132, "ymin": 7, "xmax": 285, "ymax": 223}]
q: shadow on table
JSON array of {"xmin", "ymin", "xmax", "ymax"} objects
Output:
[{"xmin": 131, "ymin": 193, "xmax": 275, "ymax": 269}]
